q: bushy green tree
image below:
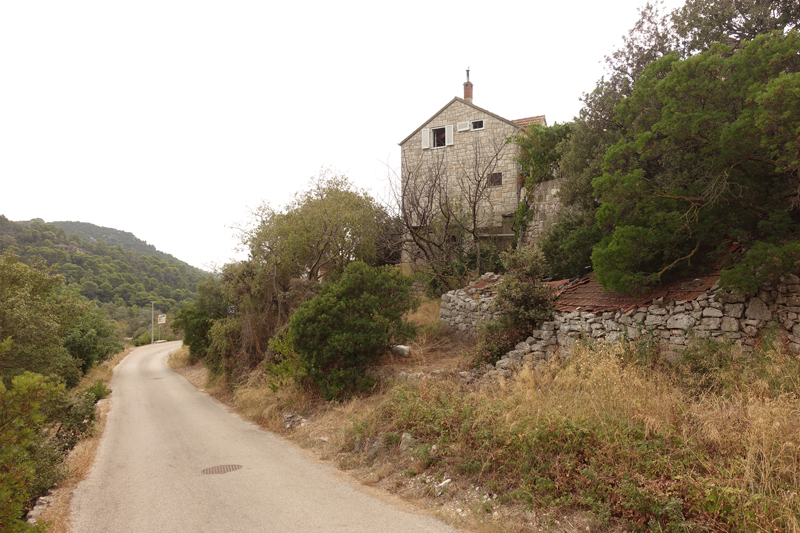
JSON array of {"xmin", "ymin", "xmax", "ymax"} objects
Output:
[
  {"xmin": 63, "ymin": 304, "xmax": 121, "ymax": 373},
  {"xmin": 288, "ymin": 262, "xmax": 417, "ymax": 400},
  {"xmin": 540, "ymin": 211, "xmax": 603, "ymax": 280},
  {"xmin": 543, "ymin": 0, "xmax": 798, "ymax": 292},
  {"xmin": 247, "ymin": 172, "xmax": 384, "ymax": 282},
  {"xmin": 172, "ymin": 276, "xmax": 229, "ymax": 364},
  {"xmin": 0, "ymin": 250, "xmax": 120, "ymax": 386},
  {"xmin": 592, "ymin": 31, "xmax": 800, "ymax": 293},
  {"xmin": 0, "ymin": 372, "xmax": 60, "ymax": 532}
]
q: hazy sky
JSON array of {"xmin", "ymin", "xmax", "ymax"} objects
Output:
[{"xmin": 1, "ymin": 0, "xmax": 684, "ymax": 270}]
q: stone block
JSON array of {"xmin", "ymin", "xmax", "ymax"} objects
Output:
[
  {"xmin": 701, "ymin": 317, "xmax": 722, "ymax": 329},
  {"xmin": 703, "ymin": 307, "xmax": 723, "ymax": 318},
  {"xmin": 721, "ymin": 317, "xmax": 739, "ymax": 332},
  {"xmin": 666, "ymin": 314, "xmax": 695, "ymax": 329},
  {"xmin": 645, "ymin": 314, "xmax": 664, "ymax": 326},
  {"xmin": 648, "ymin": 306, "xmax": 668, "ymax": 315},
  {"xmin": 633, "ymin": 312, "xmax": 647, "ymax": 323},
  {"xmin": 723, "ymin": 303, "xmax": 744, "ymax": 318},
  {"xmin": 745, "ymin": 297, "xmax": 772, "ymax": 321}
]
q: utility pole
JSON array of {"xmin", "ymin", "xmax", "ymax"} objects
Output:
[{"xmin": 150, "ymin": 301, "xmax": 155, "ymax": 344}]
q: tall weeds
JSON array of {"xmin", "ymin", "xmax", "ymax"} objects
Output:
[{"xmin": 356, "ymin": 338, "xmax": 800, "ymax": 531}]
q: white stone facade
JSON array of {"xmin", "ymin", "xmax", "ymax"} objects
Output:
[{"xmin": 399, "ymin": 98, "xmax": 521, "ymax": 230}]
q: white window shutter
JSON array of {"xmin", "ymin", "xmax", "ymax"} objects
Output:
[
  {"xmin": 457, "ymin": 121, "xmax": 469, "ymax": 132},
  {"xmin": 421, "ymin": 128, "xmax": 430, "ymax": 149},
  {"xmin": 445, "ymin": 125, "xmax": 454, "ymax": 146}
]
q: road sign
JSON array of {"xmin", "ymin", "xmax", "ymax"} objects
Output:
[{"xmin": 158, "ymin": 314, "xmax": 167, "ymax": 324}]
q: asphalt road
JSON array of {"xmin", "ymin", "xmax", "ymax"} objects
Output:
[{"xmin": 71, "ymin": 341, "xmax": 460, "ymax": 533}]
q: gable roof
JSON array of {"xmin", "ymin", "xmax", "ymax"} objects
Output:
[
  {"xmin": 513, "ymin": 115, "xmax": 547, "ymax": 128},
  {"xmin": 399, "ymin": 97, "xmax": 536, "ymax": 146}
]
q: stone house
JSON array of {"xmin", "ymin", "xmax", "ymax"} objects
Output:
[{"xmin": 398, "ymin": 74, "xmax": 550, "ymax": 260}]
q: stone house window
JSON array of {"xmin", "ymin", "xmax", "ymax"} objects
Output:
[
  {"xmin": 471, "ymin": 120, "xmax": 484, "ymax": 130},
  {"xmin": 488, "ymin": 173, "xmax": 502, "ymax": 187},
  {"xmin": 421, "ymin": 125, "xmax": 454, "ymax": 149}
]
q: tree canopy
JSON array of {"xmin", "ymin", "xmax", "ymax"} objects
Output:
[
  {"xmin": 592, "ymin": 31, "xmax": 800, "ymax": 293},
  {"xmin": 246, "ymin": 173, "xmax": 386, "ymax": 282},
  {"xmin": 540, "ymin": 0, "xmax": 800, "ymax": 294}
]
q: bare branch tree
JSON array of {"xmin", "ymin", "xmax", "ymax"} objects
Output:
[{"xmin": 388, "ymin": 126, "xmax": 518, "ymax": 291}]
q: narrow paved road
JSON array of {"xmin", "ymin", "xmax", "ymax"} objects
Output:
[{"xmin": 71, "ymin": 342, "xmax": 460, "ymax": 532}]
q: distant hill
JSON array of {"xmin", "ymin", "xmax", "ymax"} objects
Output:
[
  {"xmin": 48, "ymin": 220, "xmax": 203, "ymax": 271},
  {"xmin": 0, "ymin": 216, "xmax": 207, "ymax": 313}
]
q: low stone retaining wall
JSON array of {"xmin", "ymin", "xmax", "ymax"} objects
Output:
[
  {"xmin": 438, "ymin": 273, "xmax": 502, "ymax": 335},
  {"xmin": 440, "ymin": 273, "xmax": 800, "ymax": 376}
]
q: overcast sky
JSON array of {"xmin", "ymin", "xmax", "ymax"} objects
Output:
[{"xmin": 1, "ymin": 0, "xmax": 685, "ymax": 271}]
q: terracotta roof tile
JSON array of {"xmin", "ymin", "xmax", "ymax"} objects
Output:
[
  {"xmin": 459, "ymin": 273, "xmax": 718, "ymax": 315},
  {"xmin": 512, "ymin": 115, "xmax": 547, "ymax": 128},
  {"xmin": 554, "ymin": 273, "xmax": 719, "ymax": 313}
]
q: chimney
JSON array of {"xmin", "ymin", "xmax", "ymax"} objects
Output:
[{"xmin": 463, "ymin": 68, "xmax": 473, "ymax": 103}]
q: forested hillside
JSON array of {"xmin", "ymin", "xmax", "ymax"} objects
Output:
[
  {"xmin": 49, "ymin": 220, "xmax": 197, "ymax": 268},
  {"xmin": 1, "ymin": 216, "xmax": 204, "ymax": 311}
]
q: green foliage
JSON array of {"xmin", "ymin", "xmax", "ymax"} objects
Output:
[
  {"xmin": 288, "ymin": 262, "xmax": 417, "ymax": 400},
  {"xmin": 63, "ymin": 305, "xmax": 122, "ymax": 373},
  {"xmin": 84, "ymin": 379, "xmax": 111, "ymax": 402},
  {"xmin": 263, "ymin": 329, "xmax": 307, "ymax": 393},
  {"xmin": 0, "ymin": 373, "xmax": 65, "ymax": 532},
  {"xmin": 720, "ymin": 240, "xmax": 800, "ymax": 295},
  {"xmin": 474, "ymin": 247, "xmax": 554, "ymax": 365},
  {"xmin": 474, "ymin": 320, "xmax": 528, "ymax": 367},
  {"xmin": 172, "ymin": 306, "xmax": 214, "ymax": 361},
  {"xmin": 0, "ymin": 250, "xmax": 82, "ymax": 387},
  {"xmin": 591, "ymin": 31, "xmax": 800, "ymax": 294},
  {"xmin": 0, "ymin": 216, "xmax": 204, "ymax": 314},
  {"xmin": 510, "ymin": 123, "xmax": 573, "ymax": 249},
  {"xmin": 540, "ymin": 211, "xmax": 605, "ymax": 280},
  {"xmin": 246, "ymin": 173, "xmax": 385, "ymax": 282},
  {"xmin": 512, "ymin": 122, "xmax": 573, "ymax": 191}
]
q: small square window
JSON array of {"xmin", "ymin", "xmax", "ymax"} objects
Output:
[
  {"xmin": 432, "ymin": 127, "xmax": 447, "ymax": 147},
  {"xmin": 471, "ymin": 120, "xmax": 484, "ymax": 130},
  {"xmin": 488, "ymin": 173, "xmax": 502, "ymax": 187}
]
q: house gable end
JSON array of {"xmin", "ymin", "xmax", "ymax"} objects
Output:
[{"xmin": 398, "ymin": 97, "xmax": 521, "ymax": 147}]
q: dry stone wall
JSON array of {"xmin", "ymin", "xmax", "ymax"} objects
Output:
[{"xmin": 440, "ymin": 273, "xmax": 800, "ymax": 377}]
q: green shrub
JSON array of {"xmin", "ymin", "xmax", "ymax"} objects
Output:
[
  {"xmin": 84, "ymin": 379, "xmax": 111, "ymax": 402},
  {"xmin": 288, "ymin": 262, "xmax": 418, "ymax": 400},
  {"xmin": 474, "ymin": 247, "xmax": 554, "ymax": 365},
  {"xmin": 0, "ymin": 372, "xmax": 63, "ymax": 532}
]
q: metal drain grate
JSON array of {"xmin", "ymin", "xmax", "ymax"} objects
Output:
[{"xmin": 201, "ymin": 464, "xmax": 242, "ymax": 475}]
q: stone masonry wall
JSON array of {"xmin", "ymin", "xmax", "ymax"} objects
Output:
[
  {"xmin": 519, "ymin": 177, "xmax": 567, "ymax": 247},
  {"xmin": 400, "ymin": 99, "xmax": 520, "ymax": 227},
  {"xmin": 440, "ymin": 273, "xmax": 800, "ymax": 377}
]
